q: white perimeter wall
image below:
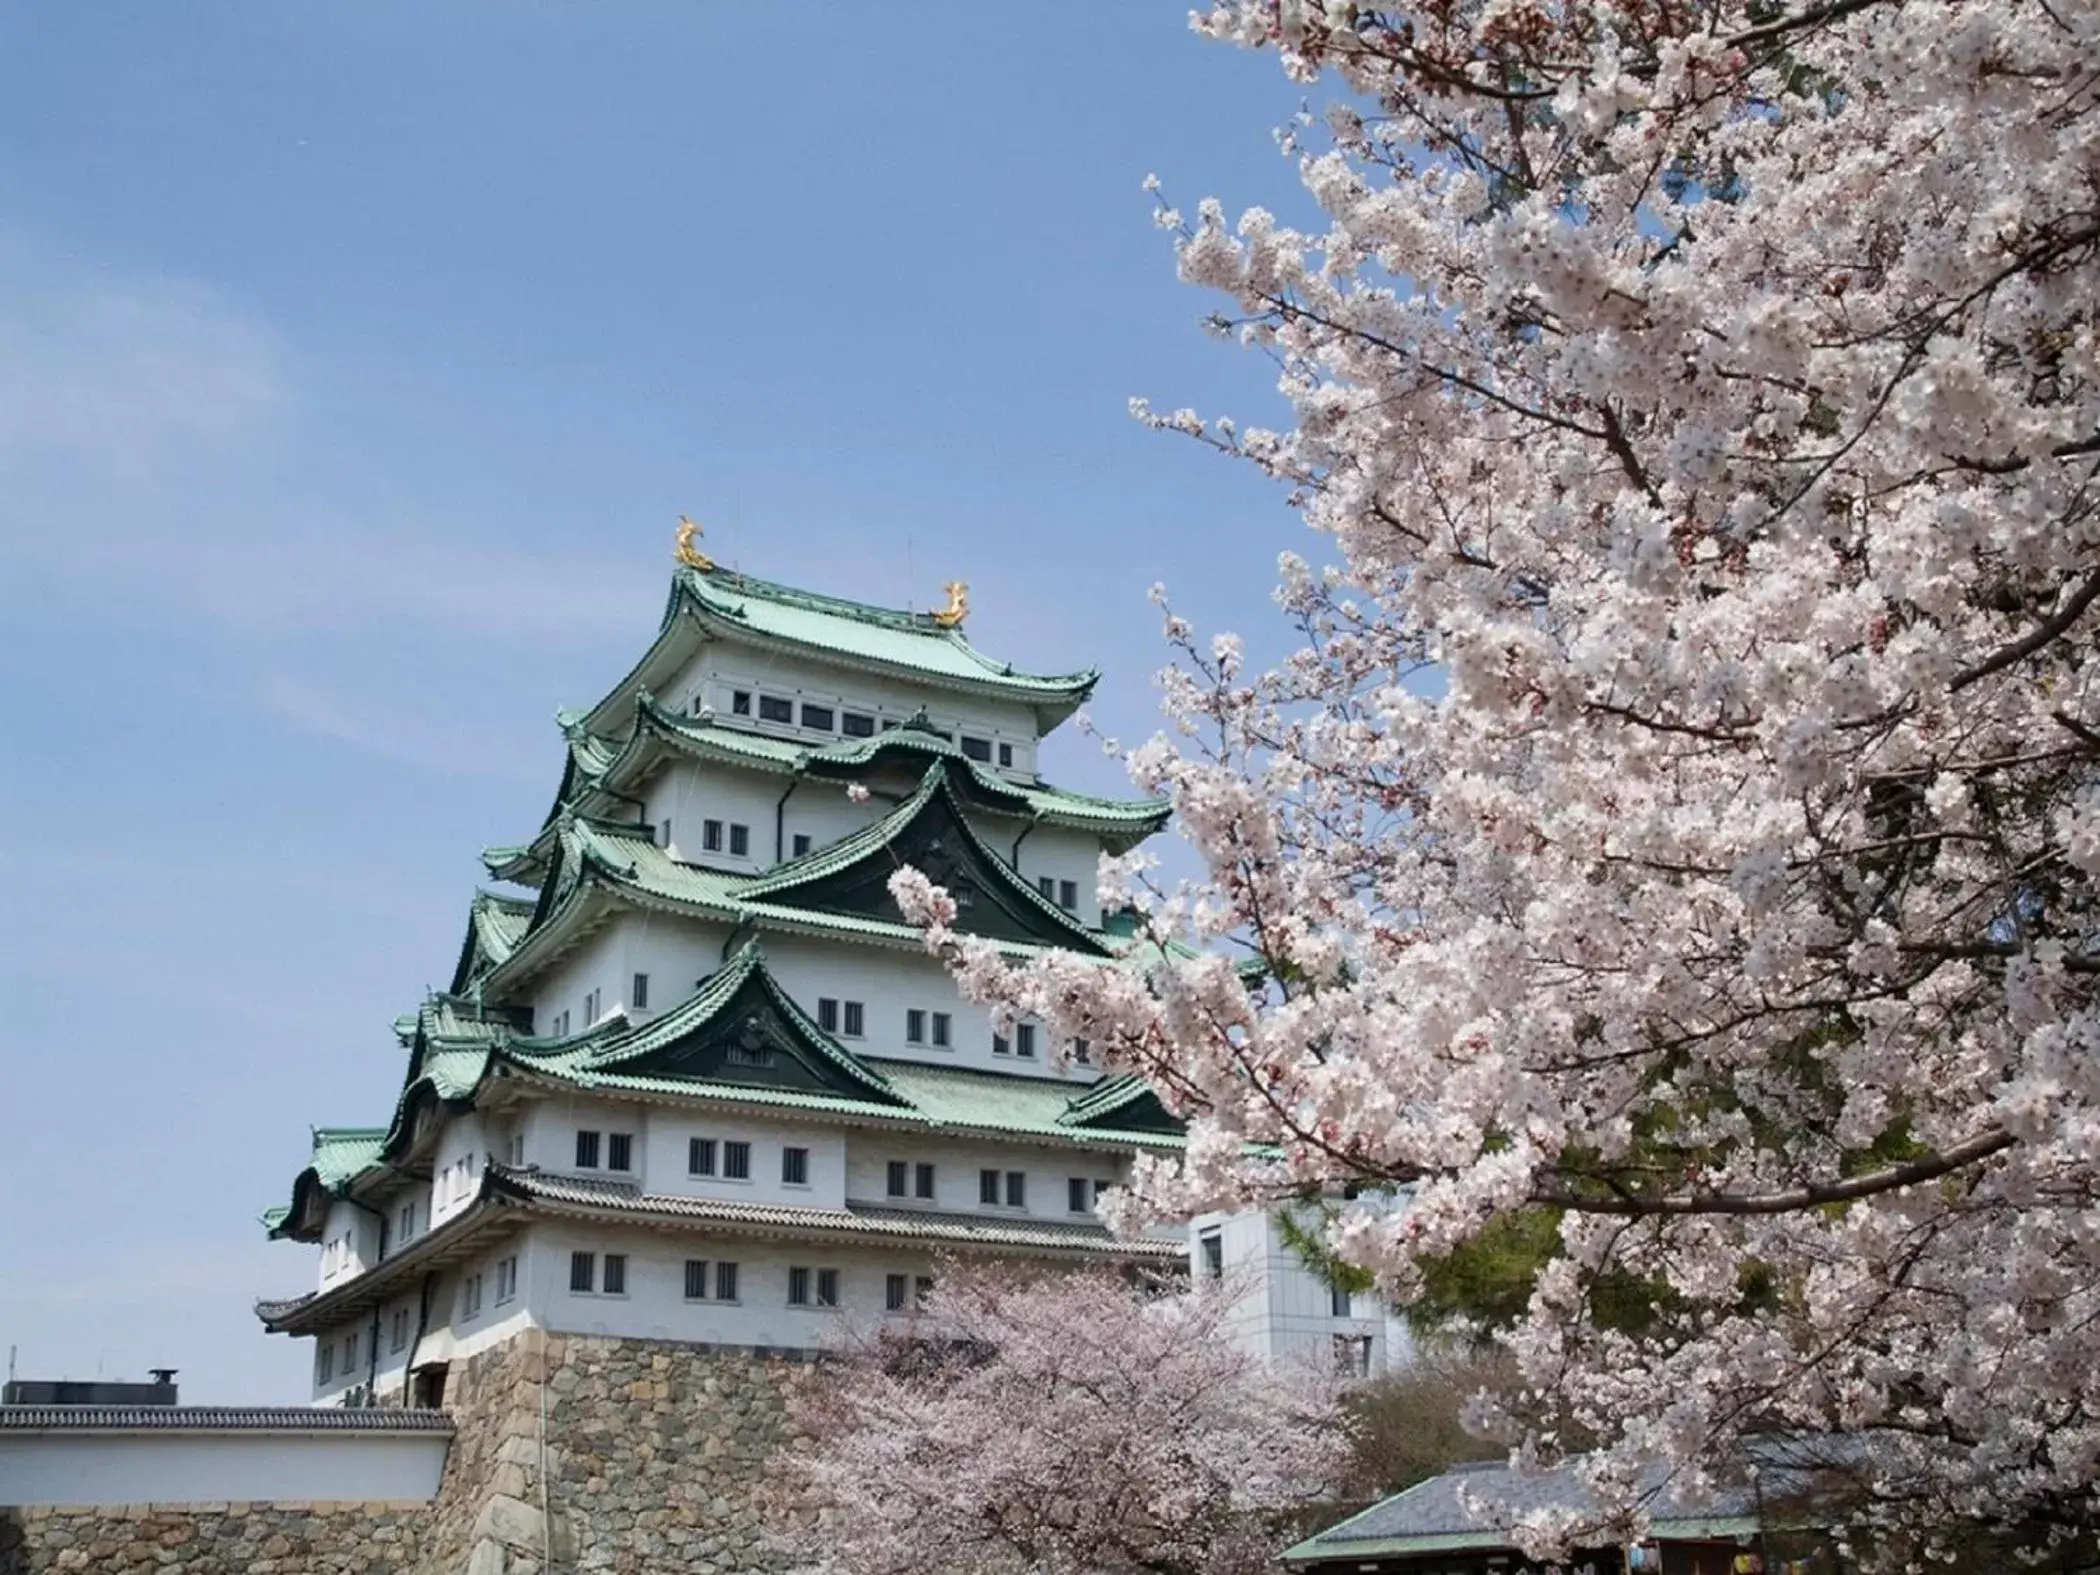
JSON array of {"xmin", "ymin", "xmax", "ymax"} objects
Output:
[{"xmin": 0, "ymin": 1430, "xmax": 449, "ymax": 1508}]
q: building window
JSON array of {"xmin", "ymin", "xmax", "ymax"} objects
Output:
[
  {"xmin": 1015, "ymin": 1024, "xmax": 1037, "ymax": 1059},
  {"xmin": 961, "ymin": 735, "xmax": 992, "ymax": 762},
  {"xmin": 505, "ymin": 1132, "xmax": 525, "ymax": 1166},
  {"xmin": 318, "ymin": 1343, "xmax": 334, "ymax": 1383},
  {"xmin": 1199, "ymin": 1231, "xmax": 1224, "ymax": 1279},
  {"xmin": 818, "ymin": 998, "xmax": 840, "ymax": 1032},
  {"xmin": 584, "ymin": 987, "xmax": 600, "ymax": 1024},
  {"xmin": 703, "ymin": 819, "xmax": 724, "ymax": 852},
  {"xmin": 885, "ymin": 1273, "xmax": 908, "ymax": 1312},
  {"xmin": 906, "ymin": 1009, "xmax": 927, "ymax": 1045},
  {"xmin": 801, "ymin": 703, "xmax": 835, "ymax": 732},
  {"xmin": 759, "ymin": 695, "xmax": 794, "ymax": 723},
  {"xmin": 842, "ymin": 1001, "xmax": 864, "ymax": 1037},
  {"xmin": 792, "ymin": 833, "xmax": 812, "ymax": 857},
  {"xmin": 570, "ymin": 1251, "xmax": 596, "ymax": 1293},
  {"xmin": 551, "ymin": 1009, "xmax": 570, "ymax": 1038},
  {"xmin": 1059, "ymin": 880, "xmax": 1078, "ymax": 911},
  {"xmin": 685, "ymin": 1259, "xmax": 710, "ymax": 1300},
  {"xmin": 915, "ymin": 1275, "xmax": 935, "ymax": 1308},
  {"xmin": 1071, "ymin": 1037, "xmax": 1093, "ymax": 1065},
  {"xmin": 915, "ymin": 1162, "xmax": 936, "ymax": 1199},
  {"xmin": 633, "ymin": 973, "xmax": 650, "ymax": 1010},
  {"xmin": 1332, "ymin": 1283, "xmax": 1353, "ymax": 1318},
  {"xmin": 496, "ymin": 1256, "xmax": 518, "ymax": 1303},
  {"xmin": 715, "ymin": 1261, "xmax": 739, "ymax": 1301},
  {"xmin": 399, "ymin": 1202, "xmax": 416, "ymax": 1242},
  {"xmin": 816, "ymin": 1268, "xmax": 839, "ymax": 1308},
  {"xmin": 729, "ymin": 823, "xmax": 751, "ymax": 857},
  {"xmin": 979, "ymin": 1168, "xmax": 1001, "ymax": 1206},
  {"xmin": 1037, "ymin": 875, "xmax": 1055, "ymax": 900},
  {"xmin": 575, "ymin": 1130, "xmax": 601, "ymax": 1169},
  {"xmin": 602, "ymin": 1254, "xmax": 628, "ymax": 1296},
  {"xmin": 998, "ymin": 742, "xmax": 1014, "ymax": 768},
  {"xmin": 783, "ymin": 1146, "xmax": 810, "ymax": 1186},
  {"xmin": 886, "ymin": 1160, "xmax": 908, "ymax": 1197},
  {"xmin": 690, "ymin": 1137, "xmax": 717, "ymax": 1176},
  {"xmin": 993, "ymin": 1031, "xmax": 1010, "ymax": 1056},
  {"xmin": 345, "ymin": 1332, "xmax": 359, "ymax": 1369},
  {"xmin": 391, "ymin": 1307, "xmax": 409, "ymax": 1352},
  {"xmin": 1068, "ymin": 1177, "xmax": 1092, "ymax": 1214},
  {"xmin": 731, "ymin": 689, "xmax": 752, "ymax": 716},
  {"xmin": 1004, "ymin": 1171, "xmax": 1026, "ymax": 1209},
  {"xmin": 841, "ymin": 712, "xmax": 876, "ymax": 738},
  {"xmin": 461, "ymin": 1272, "xmax": 484, "ymax": 1319},
  {"xmin": 931, "ymin": 1012, "xmax": 951, "ymax": 1048},
  {"xmin": 788, "ymin": 1266, "xmax": 812, "ymax": 1307},
  {"xmin": 724, "ymin": 1140, "xmax": 751, "ymax": 1180},
  {"xmin": 607, "ymin": 1132, "xmax": 633, "ymax": 1172},
  {"xmin": 1334, "ymin": 1334, "xmax": 1373, "ymax": 1378}
]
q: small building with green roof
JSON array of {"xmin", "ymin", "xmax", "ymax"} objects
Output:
[{"xmin": 257, "ymin": 545, "xmax": 1201, "ymax": 1407}]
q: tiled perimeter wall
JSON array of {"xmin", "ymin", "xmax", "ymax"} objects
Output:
[{"xmin": 2, "ymin": 1333, "xmax": 821, "ymax": 1575}]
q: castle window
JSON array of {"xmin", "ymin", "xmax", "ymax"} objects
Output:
[
  {"xmin": 782, "ymin": 1146, "xmax": 810, "ymax": 1186},
  {"xmin": 841, "ymin": 712, "xmax": 876, "ymax": 737},
  {"xmin": 391, "ymin": 1307, "xmax": 409, "ymax": 1352},
  {"xmin": 584, "ymin": 988, "xmax": 600, "ymax": 1024},
  {"xmin": 885, "ymin": 1273, "xmax": 908, "ymax": 1312},
  {"xmin": 915, "ymin": 1162, "xmax": 935, "ymax": 1199},
  {"xmin": 570, "ymin": 1251, "xmax": 596, "ymax": 1293},
  {"xmin": 689, "ymin": 1137, "xmax": 717, "ymax": 1176},
  {"xmin": 1199, "ymin": 1231, "xmax": 1223, "ymax": 1279},
  {"xmin": 979, "ymin": 1168, "xmax": 1000, "ymax": 1205},
  {"xmin": 729, "ymin": 823, "xmax": 750, "ymax": 857},
  {"xmin": 801, "ymin": 703, "xmax": 835, "ymax": 732},
  {"xmin": 759, "ymin": 695, "xmax": 794, "ymax": 724},
  {"xmin": 998, "ymin": 742, "xmax": 1014, "ymax": 768},
  {"xmin": 915, "ymin": 1275, "xmax": 935, "ymax": 1308},
  {"xmin": 1015, "ymin": 1024, "xmax": 1037, "ymax": 1059},
  {"xmin": 601, "ymin": 1254, "xmax": 627, "ymax": 1296},
  {"xmin": 703, "ymin": 820, "xmax": 724, "ymax": 852},
  {"xmin": 607, "ymin": 1133, "xmax": 633, "ymax": 1172},
  {"xmin": 1334, "ymin": 1334, "xmax": 1373, "ymax": 1378},
  {"xmin": 886, "ymin": 1161, "xmax": 909, "ymax": 1198},
  {"xmin": 930, "ymin": 1012, "xmax": 952, "ymax": 1048},
  {"xmin": 1332, "ymin": 1283, "xmax": 1353, "ymax": 1318},
  {"xmin": 1071, "ymin": 1037, "xmax": 1092, "ymax": 1065},
  {"xmin": 906, "ymin": 1009, "xmax": 927, "ymax": 1045},
  {"xmin": 1059, "ymin": 880, "xmax": 1078, "ymax": 911},
  {"xmin": 461, "ymin": 1273, "xmax": 483, "ymax": 1319},
  {"xmin": 552, "ymin": 1009, "xmax": 570, "ymax": 1038},
  {"xmin": 842, "ymin": 1001, "xmax": 864, "ymax": 1037},
  {"xmin": 960, "ymin": 735, "xmax": 991, "ymax": 762},
  {"xmin": 1004, "ymin": 1171, "xmax": 1026, "ymax": 1209},
  {"xmin": 816, "ymin": 1269, "xmax": 839, "ymax": 1307},
  {"xmin": 724, "ymin": 1141, "xmax": 752, "ymax": 1180},
  {"xmin": 715, "ymin": 1261, "xmax": 740, "ymax": 1301},
  {"xmin": 818, "ymin": 998, "xmax": 840, "ymax": 1032},
  {"xmin": 1068, "ymin": 1177, "xmax": 1092, "ymax": 1214},
  {"xmin": 575, "ymin": 1130, "xmax": 601, "ymax": 1169},
  {"xmin": 496, "ymin": 1256, "xmax": 518, "ymax": 1303},
  {"xmin": 731, "ymin": 689, "xmax": 752, "ymax": 716},
  {"xmin": 993, "ymin": 1032, "xmax": 1010, "ymax": 1055},
  {"xmin": 318, "ymin": 1343, "xmax": 334, "ymax": 1384},
  {"xmin": 792, "ymin": 833, "xmax": 812, "ymax": 857},
  {"xmin": 788, "ymin": 1266, "xmax": 812, "ymax": 1306},
  {"xmin": 685, "ymin": 1259, "xmax": 710, "ymax": 1301},
  {"xmin": 632, "ymin": 973, "xmax": 650, "ymax": 1010}
]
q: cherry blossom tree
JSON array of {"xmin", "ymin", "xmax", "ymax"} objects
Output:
[
  {"xmin": 893, "ymin": 0, "xmax": 2100, "ymax": 1555},
  {"xmin": 765, "ymin": 1264, "xmax": 1349, "ymax": 1575}
]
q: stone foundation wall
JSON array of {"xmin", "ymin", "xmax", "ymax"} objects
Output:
[
  {"xmin": 0, "ymin": 1333, "xmax": 818, "ymax": 1575},
  {"xmin": 0, "ymin": 1500, "xmax": 427, "ymax": 1574}
]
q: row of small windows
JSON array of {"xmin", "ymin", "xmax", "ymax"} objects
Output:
[
  {"xmin": 320, "ymin": 1252, "xmax": 523, "ymax": 1384},
  {"xmin": 547, "ymin": 975, "xmax": 651, "ymax": 1041},
  {"xmin": 572, "ymin": 1252, "xmax": 934, "ymax": 1313},
  {"xmin": 1035, "ymin": 876, "xmax": 1081, "ymax": 911},
  {"xmin": 717, "ymin": 688, "xmax": 1021, "ymax": 770}
]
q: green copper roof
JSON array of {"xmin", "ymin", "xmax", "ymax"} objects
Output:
[
  {"xmin": 449, "ymin": 890, "xmax": 536, "ymax": 994},
  {"xmin": 310, "ymin": 1128, "xmax": 387, "ymax": 1187},
  {"xmin": 682, "ymin": 567, "xmax": 1096, "ymax": 700},
  {"xmin": 581, "ymin": 569, "xmax": 1099, "ymax": 737}
]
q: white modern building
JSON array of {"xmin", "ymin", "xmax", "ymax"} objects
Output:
[{"xmin": 258, "ymin": 536, "xmax": 1397, "ymax": 1399}]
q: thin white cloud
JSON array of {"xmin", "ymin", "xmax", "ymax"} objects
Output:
[{"xmin": 257, "ymin": 672, "xmax": 545, "ymax": 783}]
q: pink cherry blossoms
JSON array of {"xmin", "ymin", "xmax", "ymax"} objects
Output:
[
  {"xmin": 764, "ymin": 1264, "xmax": 1348, "ymax": 1575},
  {"xmin": 894, "ymin": 0, "xmax": 2100, "ymax": 1553}
]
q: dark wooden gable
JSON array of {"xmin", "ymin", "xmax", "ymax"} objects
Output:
[
  {"xmin": 757, "ymin": 786, "xmax": 1109, "ymax": 954},
  {"xmin": 614, "ymin": 966, "xmax": 885, "ymax": 1098}
]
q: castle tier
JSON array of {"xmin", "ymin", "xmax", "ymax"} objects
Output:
[{"xmin": 255, "ymin": 557, "xmax": 1188, "ymax": 1406}]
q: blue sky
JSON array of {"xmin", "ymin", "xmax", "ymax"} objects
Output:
[{"xmin": 0, "ymin": 4, "xmax": 1326, "ymax": 1402}]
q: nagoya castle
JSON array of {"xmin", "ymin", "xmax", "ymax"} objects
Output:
[{"xmin": 243, "ymin": 525, "xmax": 1402, "ymax": 1570}]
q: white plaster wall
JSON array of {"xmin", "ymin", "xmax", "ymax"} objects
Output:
[
  {"xmin": 760, "ymin": 933, "xmax": 1094, "ymax": 1082},
  {"xmin": 639, "ymin": 1109, "xmax": 847, "ymax": 1207},
  {"xmin": 317, "ymin": 1201, "xmax": 378, "ymax": 1291},
  {"xmin": 1011, "ymin": 824, "xmax": 1109, "ymax": 928},
  {"xmin": 526, "ymin": 913, "xmax": 733, "ymax": 1035},
  {"xmin": 1193, "ymin": 1206, "xmax": 1407, "ymax": 1377},
  {"xmin": 843, "ymin": 1135, "xmax": 1124, "ymax": 1220},
  {"xmin": 427, "ymin": 1112, "xmax": 488, "ymax": 1231},
  {"xmin": 639, "ymin": 764, "xmax": 791, "ymax": 869},
  {"xmin": 0, "ymin": 1430, "xmax": 450, "ymax": 1508}
]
